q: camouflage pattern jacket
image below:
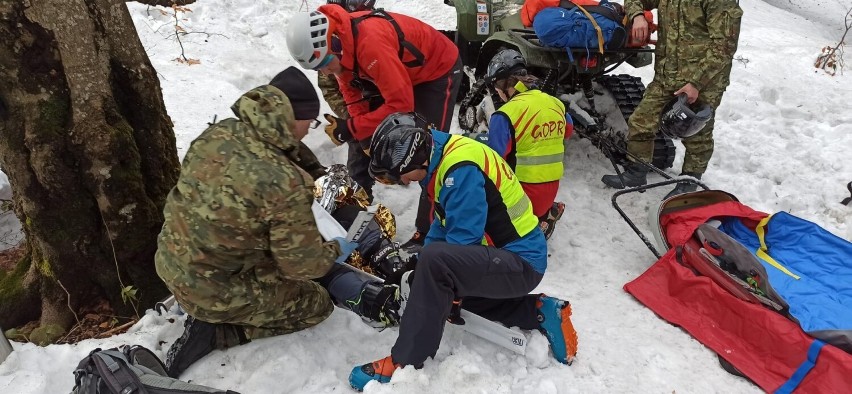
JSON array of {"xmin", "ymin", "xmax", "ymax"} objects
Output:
[
  {"xmin": 625, "ymin": 0, "xmax": 743, "ymax": 93},
  {"xmin": 155, "ymin": 86, "xmax": 339, "ymax": 314},
  {"xmin": 318, "ymin": 73, "xmax": 349, "ymax": 118}
]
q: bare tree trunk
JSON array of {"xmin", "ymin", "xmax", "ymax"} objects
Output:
[{"xmin": 0, "ymin": 0, "xmax": 179, "ymax": 335}]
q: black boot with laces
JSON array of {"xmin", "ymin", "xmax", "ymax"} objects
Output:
[
  {"xmin": 601, "ymin": 162, "xmax": 650, "ymax": 189},
  {"xmin": 165, "ymin": 316, "xmax": 249, "ymax": 378},
  {"xmin": 664, "ymin": 172, "xmax": 702, "ymax": 200}
]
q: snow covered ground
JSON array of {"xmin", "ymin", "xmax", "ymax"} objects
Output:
[{"xmin": 2, "ymin": 0, "xmax": 851, "ymax": 393}]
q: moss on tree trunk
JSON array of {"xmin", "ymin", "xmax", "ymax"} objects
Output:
[
  {"xmin": 0, "ymin": 0, "xmax": 180, "ymax": 335},
  {"xmin": 0, "ymin": 253, "xmax": 39, "ymax": 327}
]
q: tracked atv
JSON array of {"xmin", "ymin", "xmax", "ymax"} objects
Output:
[{"xmin": 444, "ymin": 0, "xmax": 676, "ymax": 170}]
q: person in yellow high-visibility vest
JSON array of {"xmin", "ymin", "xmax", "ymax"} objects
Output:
[
  {"xmin": 482, "ymin": 49, "xmax": 573, "ymax": 239},
  {"xmin": 347, "ymin": 112, "xmax": 578, "ymax": 390}
]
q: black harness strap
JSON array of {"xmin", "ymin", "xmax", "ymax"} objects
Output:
[{"xmin": 350, "ymin": 9, "xmax": 426, "ymax": 79}]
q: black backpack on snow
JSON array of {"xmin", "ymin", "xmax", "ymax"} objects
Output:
[{"xmin": 71, "ymin": 345, "xmax": 239, "ymax": 394}]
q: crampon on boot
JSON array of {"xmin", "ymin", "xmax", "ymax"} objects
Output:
[
  {"xmin": 349, "ymin": 355, "xmax": 400, "ymax": 391},
  {"xmin": 539, "ymin": 202, "xmax": 566, "ymax": 240},
  {"xmin": 537, "ymin": 295, "xmax": 579, "ymax": 365}
]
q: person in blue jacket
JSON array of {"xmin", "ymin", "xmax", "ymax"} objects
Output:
[{"xmin": 347, "ymin": 112, "xmax": 579, "ymax": 390}]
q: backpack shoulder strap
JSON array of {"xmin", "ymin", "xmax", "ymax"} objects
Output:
[
  {"xmin": 350, "ymin": 9, "xmax": 425, "ymax": 77},
  {"xmin": 93, "ymin": 350, "xmax": 147, "ymax": 394},
  {"xmin": 572, "ymin": 4, "xmax": 605, "ymax": 54}
]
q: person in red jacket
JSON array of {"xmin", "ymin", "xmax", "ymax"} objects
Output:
[{"xmin": 287, "ymin": 6, "xmax": 462, "ymax": 253}]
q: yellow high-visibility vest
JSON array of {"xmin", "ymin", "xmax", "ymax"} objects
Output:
[
  {"xmin": 429, "ymin": 135, "xmax": 539, "ymax": 246},
  {"xmin": 496, "ymin": 86, "xmax": 567, "ymax": 183}
]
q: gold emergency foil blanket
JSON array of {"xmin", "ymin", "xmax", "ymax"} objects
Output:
[{"xmin": 314, "ymin": 165, "xmax": 397, "ymax": 276}]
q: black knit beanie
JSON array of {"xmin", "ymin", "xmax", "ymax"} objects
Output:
[{"xmin": 269, "ymin": 67, "xmax": 320, "ymax": 120}]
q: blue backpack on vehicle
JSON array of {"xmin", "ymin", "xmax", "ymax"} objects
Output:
[{"xmin": 533, "ymin": 1, "xmax": 627, "ymax": 54}]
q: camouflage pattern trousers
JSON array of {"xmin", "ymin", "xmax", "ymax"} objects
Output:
[
  {"xmin": 626, "ymin": 80, "xmax": 725, "ymax": 175},
  {"xmin": 184, "ymin": 275, "xmax": 334, "ymax": 340}
]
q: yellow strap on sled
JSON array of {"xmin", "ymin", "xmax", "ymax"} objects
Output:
[
  {"xmin": 755, "ymin": 215, "xmax": 800, "ymax": 280},
  {"xmin": 574, "ymin": 4, "xmax": 605, "ymax": 54}
]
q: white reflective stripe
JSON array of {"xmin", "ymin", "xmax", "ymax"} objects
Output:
[
  {"xmin": 506, "ymin": 194, "xmax": 531, "ymax": 220},
  {"xmin": 516, "ymin": 153, "xmax": 563, "ymax": 166}
]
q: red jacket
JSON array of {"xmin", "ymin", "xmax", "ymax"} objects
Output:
[{"xmin": 319, "ymin": 5, "xmax": 459, "ymax": 141}]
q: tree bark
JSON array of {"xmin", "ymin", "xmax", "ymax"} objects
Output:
[{"xmin": 0, "ymin": 0, "xmax": 179, "ymax": 332}]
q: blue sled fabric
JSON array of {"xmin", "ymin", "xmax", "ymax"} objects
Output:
[{"xmin": 720, "ymin": 212, "xmax": 852, "ymax": 352}]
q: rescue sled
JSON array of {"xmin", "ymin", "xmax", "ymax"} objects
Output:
[{"xmin": 612, "ymin": 181, "xmax": 852, "ymax": 393}]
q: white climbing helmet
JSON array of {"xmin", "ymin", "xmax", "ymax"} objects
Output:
[{"xmin": 287, "ymin": 11, "xmax": 332, "ymax": 70}]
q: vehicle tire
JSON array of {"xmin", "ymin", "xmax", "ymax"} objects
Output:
[{"xmin": 598, "ymin": 74, "xmax": 676, "ymax": 170}]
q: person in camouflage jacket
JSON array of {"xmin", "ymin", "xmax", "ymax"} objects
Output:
[
  {"xmin": 602, "ymin": 0, "xmax": 743, "ymax": 198},
  {"xmin": 155, "ymin": 67, "xmax": 402, "ymax": 378}
]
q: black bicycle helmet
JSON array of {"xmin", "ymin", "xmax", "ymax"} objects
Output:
[
  {"xmin": 484, "ymin": 49, "xmax": 526, "ymax": 84},
  {"xmin": 368, "ymin": 113, "xmax": 433, "ymax": 185},
  {"xmin": 659, "ymin": 94, "xmax": 714, "ymax": 139}
]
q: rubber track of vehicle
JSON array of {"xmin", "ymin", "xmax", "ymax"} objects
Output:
[{"xmin": 598, "ymin": 74, "xmax": 675, "ymax": 170}]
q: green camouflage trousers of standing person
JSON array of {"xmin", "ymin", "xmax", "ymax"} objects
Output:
[{"xmin": 626, "ymin": 80, "xmax": 724, "ymax": 175}]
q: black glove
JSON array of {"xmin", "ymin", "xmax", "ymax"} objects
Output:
[
  {"xmin": 293, "ymin": 141, "xmax": 327, "ymax": 180},
  {"xmin": 324, "ymin": 113, "xmax": 354, "ymax": 145}
]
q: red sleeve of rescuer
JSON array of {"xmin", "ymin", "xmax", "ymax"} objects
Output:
[{"xmin": 348, "ymin": 33, "xmax": 415, "ymax": 141}]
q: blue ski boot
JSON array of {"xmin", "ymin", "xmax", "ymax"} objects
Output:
[
  {"xmin": 537, "ymin": 294, "xmax": 578, "ymax": 365},
  {"xmin": 349, "ymin": 355, "xmax": 400, "ymax": 391}
]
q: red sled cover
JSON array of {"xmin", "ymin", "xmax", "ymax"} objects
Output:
[{"xmin": 624, "ymin": 201, "xmax": 852, "ymax": 393}]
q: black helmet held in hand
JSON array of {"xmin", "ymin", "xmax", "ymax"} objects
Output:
[
  {"xmin": 659, "ymin": 94, "xmax": 714, "ymax": 139},
  {"xmin": 368, "ymin": 113, "xmax": 433, "ymax": 185}
]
